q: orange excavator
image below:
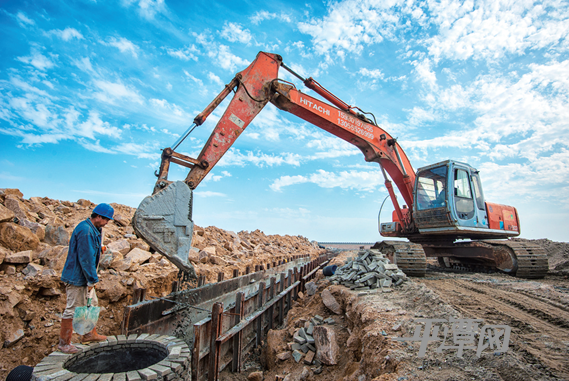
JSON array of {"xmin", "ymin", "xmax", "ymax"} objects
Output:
[{"xmin": 133, "ymin": 52, "xmax": 548, "ymax": 279}]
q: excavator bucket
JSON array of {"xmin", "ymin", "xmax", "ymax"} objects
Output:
[{"xmin": 132, "ymin": 181, "xmax": 197, "ymax": 278}]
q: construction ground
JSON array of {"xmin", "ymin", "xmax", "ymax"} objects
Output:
[{"xmin": 0, "ymin": 188, "xmax": 568, "ymax": 381}]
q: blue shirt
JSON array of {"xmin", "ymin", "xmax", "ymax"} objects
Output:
[{"xmin": 61, "ymin": 219, "xmax": 102, "ymax": 286}]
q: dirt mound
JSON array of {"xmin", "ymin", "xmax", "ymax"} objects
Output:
[
  {"xmin": 512, "ymin": 238, "xmax": 569, "ymax": 272},
  {"xmin": 0, "ymin": 188, "xmax": 324, "ymax": 379}
]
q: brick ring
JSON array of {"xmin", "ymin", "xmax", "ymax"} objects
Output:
[{"xmin": 32, "ymin": 334, "xmax": 191, "ymax": 381}]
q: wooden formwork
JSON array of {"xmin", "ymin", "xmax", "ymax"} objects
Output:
[
  {"xmin": 121, "ymin": 253, "xmax": 335, "ymax": 381},
  {"xmin": 192, "ymin": 254, "xmax": 331, "ymax": 381}
]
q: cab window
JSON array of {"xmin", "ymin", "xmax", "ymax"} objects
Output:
[
  {"xmin": 454, "ymin": 169, "xmax": 475, "ymax": 219},
  {"xmin": 415, "ymin": 166, "xmax": 447, "ymax": 210}
]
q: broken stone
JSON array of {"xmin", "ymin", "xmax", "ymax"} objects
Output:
[
  {"xmin": 321, "ymin": 289, "xmax": 342, "ymax": 315},
  {"xmin": 304, "ymin": 350, "xmax": 315, "ymax": 365},
  {"xmin": 113, "ymin": 213, "xmax": 130, "ymax": 227},
  {"xmin": 44, "ymin": 225, "xmax": 69, "ymax": 246},
  {"xmin": 0, "ymin": 204, "xmax": 15, "ymax": 223},
  {"xmin": 313, "ymin": 325, "xmax": 339, "ymax": 365},
  {"xmin": 107, "ymin": 239, "xmax": 131, "ymax": 255},
  {"xmin": 125, "ymin": 248, "xmax": 152, "ymax": 265},
  {"xmin": 305, "ymin": 281, "xmax": 317, "ymax": 296},
  {"xmin": 41, "ymin": 268, "xmax": 57, "ymax": 276},
  {"xmin": 292, "ymin": 349, "xmax": 304, "ymax": 363},
  {"xmin": 324, "ymin": 317, "xmax": 335, "ymax": 325},
  {"xmin": 22, "ymin": 263, "xmax": 43, "ymax": 277},
  {"xmin": 4, "ymin": 250, "xmax": 33, "ymax": 264},
  {"xmin": 392, "ymin": 324, "xmax": 402, "ymax": 331},
  {"xmin": 3, "ymin": 328, "xmax": 24, "ymax": 348},
  {"xmin": 0, "ymin": 222, "xmax": 40, "ymax": 252},
  {"xmin": 277, "ymin": 351, "xmax": 292, "ymax": 361}
]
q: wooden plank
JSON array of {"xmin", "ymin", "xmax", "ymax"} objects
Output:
[
  {"xmin": 278, "ymin": 273, "xmax": 285, "ymax": 325},
  {"xmin": 256, "ymin": 281, "xmax": 265, "ymax": 347},
  {"xmin": 217, "ymin": 281, "xmax": 300, "ymax": 344},
  {"xmin": 232, "ymin": 292, "xmax": 244, "ymax": 372},
  {"xmin": 208, "ymin": 302, "xmax": 223, "ymax": 381}
]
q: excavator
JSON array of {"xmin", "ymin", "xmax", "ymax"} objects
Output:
[{"xmin": 132, "ymin": 51, "xmax": 548, "ymax": 279}]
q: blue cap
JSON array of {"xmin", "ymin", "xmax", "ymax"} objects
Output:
[{"xmin": 93, "ymin": 203, "xmax": 114, "ymax": 220}]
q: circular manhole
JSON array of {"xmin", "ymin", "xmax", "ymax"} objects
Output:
[
  {"xmin": 32, "ymin": 334, "xmax": 191, "ymax": 381},
  {"xmin": 65, "ymin": 341, "xmax": 168, "ymax": 373}
]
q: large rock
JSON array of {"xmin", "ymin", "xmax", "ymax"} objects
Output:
[
  {"xmin": 4, "ymin": 195, "xmax": 29, "ymax": 223},
  {"xmin": 0, "ymin": 188, "xmax": 23, "ymax": 198},
  {"xmin": 129, "ymin": 239, "xmax": 150, "ymax": 252},
  {"xmin": 313, "ymin": 326, "xmax": 339, "ymax": 365},
  {"xmin": 4, "ymin": 250, "xmax": 33, "ymax": 264},
  {"xmin": 113, "ymin": 213, "xmax": 130, "ymax": 227},
  {"xmin": 321, "ymin": 289, "xmax": 342, "ymax": 315},
  {"xmin": 125, "ymin": 248, "xmax": 152, "ymax": 265},
  {"xmin": 97, "ymin": 278, "xmax": 127, "ymax": 302},
  {"xmin": 0, "ymin": 287, "xmax": 22, "ymax": 317},
  {"xmin": 0, "ymin": 222, "xmax": 40, "ymax": 251},
  {"xmin": 0, "ymin": 246, "xmax": 9, "ymax": 264},
  {"xmin": 107, "ymin": 239, "xmax": 131, "ymax": 255},
  {"xmin": 44, "ymin": 225, "xmax": 69, "ymax": 246},
  {"xmin": 39, "ymin": 246, "xmax": 69, "ymax": 272},
  {"xmin": 0, "ymin": 204, "xmax": 15, "ymax": 223}
]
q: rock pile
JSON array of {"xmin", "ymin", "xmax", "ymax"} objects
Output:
[
  {"xmin": 329, "ymin": 249, "xmax": 408, "ymax": 291},
  {"xmin": 0, "ymin": 188, "xmax": 324, "ymax": 379}
]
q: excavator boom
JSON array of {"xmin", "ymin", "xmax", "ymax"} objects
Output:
[{"xmin": 133, "ymin": 51, "xmax": 417, "ymax": 274}]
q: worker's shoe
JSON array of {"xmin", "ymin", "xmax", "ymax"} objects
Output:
[
  {"xmin": 58, "ymin": 318, "xmax": 79, "ymax": 354},
  {"xmin": 80, "ymin": 328, "xmax": 107, "ymax": 344}
]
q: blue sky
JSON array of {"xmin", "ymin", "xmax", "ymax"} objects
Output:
[{"xmin": 1, "ymin": 0, "xmax": 568, "ymax": 242}]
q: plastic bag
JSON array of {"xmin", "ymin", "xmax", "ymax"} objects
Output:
[{"xmin": 72, "ymin": 289, "xmax": 100, "ymax": 335}]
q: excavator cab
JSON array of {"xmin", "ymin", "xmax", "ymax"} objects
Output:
[{"xmin": 411, "ymin": 160, "xmax": 520, "ymax": 239}]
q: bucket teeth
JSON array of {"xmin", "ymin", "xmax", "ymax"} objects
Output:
[{"xmin": 133, "ymin": 181, "xmax": 196, "ymax": 278}]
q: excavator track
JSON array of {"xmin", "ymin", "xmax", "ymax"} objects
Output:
[
  {"xmin": 373, "ymin": 240, "xmax": 427, "ymax": 277},
  {"xmin": 484, "ymin": 240, "xmax": 549, "ymax": 279}
]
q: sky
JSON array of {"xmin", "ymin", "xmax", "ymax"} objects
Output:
[{"xmin": 1, "ymin": 0, "xmax": 568, "ymax": 243}]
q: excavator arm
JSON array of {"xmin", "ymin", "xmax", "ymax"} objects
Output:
[{"xmin": 133, "ymin": 51, "xmax": 416, "ymax": 275}]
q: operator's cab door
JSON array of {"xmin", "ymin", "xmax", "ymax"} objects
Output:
[{"xmin": 450, "ymin": 163, "xmax": 488, "ymax": 229}]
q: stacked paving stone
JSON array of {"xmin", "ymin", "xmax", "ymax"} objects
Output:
[
  {"xmin": 330, "ymin": 249, "xmax": 407, "ymax": 291},
  {"xmin": 288, "ymin": 314, "xmax": 333, "ymax": 368},
  {"xmin": 31, "ymin": 334, "xmax": 191, "ymax": 381}
]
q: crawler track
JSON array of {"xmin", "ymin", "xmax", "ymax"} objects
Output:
[
  {"xmin": 419, "ymin": 276, "xmax": 569, "ymax": 379},
  {"xmin": 483, "ymin": 240, "xmax": 549, "ymax": 279},
  {"xmin": 373, "ymin": 240, "xmax": 427, "ymax": 277}
]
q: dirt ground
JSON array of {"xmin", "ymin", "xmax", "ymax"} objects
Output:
[
  {"xmin": 1, "ymin": 188, "xmax": 568, "ymax": 381},
  {"xmin": 229, "ymin": 249, "xmax": 569, "ymax": 381}
]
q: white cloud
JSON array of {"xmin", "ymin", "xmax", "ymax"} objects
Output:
[
  {"xmin": 17, "ymin": 49, "xmax": 56, "ymax": 71},
  {"xmin": 297, "ymin": 0, "xmax": 399, "ymax": 59},
  {"xmin": 219, "ymin": 149, "xmax": 302, "ymax": 167},
  {"xmin": 250, "ymin": 11, "xmax": 291, "ymax": 25},
  {"xmin": 167, "ymin": 45, "xmax": 198, "ymax": 61},
  {"xmin": 358, "ymin": 68, "xmax": 384, "ymax": 79},
  {"xmin": 220, "ymin": 22, "xmax": 252, "ymax": 44},
  {"xmin": 194, "ymin": 191, "xmax": 227, "ymax": 197},
  {"xmin": 93, "ymin": 80, "xmax": 144, "ymax": 104},
  {"xmin": 425, "ymin": 0, "xmax": 569, "ymax": 62},
  {"xmin": 48, "ymin": 27, "xmax": 84, "ymax": 41},
  {"xmin": 270, "ymin": 169, "xmax": 383, "ymax": 192},
  {"xmin": 208, "ymin": 45, "xmax": 250, "ymax": 72},
  {"xmin": 207, "ymin": 72, "xmax": 224, "ymax": 87},
  {"xmin": 16, "ymin": 12, "xmax": 35, "ymax": 27},
  {"xmin": 150, "ymin": 98, "xmax": 185, "ymax": 117},
  {"xmin": 78, "ymin": 138, "xmax": 115, "ymax": 153},
  {"xmin": 77, "ymin": 112, "xmax": 121, "ymax": 139},
  {"xmin": 105, "ymin": 37, "xmax": 139, "ymax": 58},
  {"xmin": 122, "ymin": 0, "xmax": 166, "ymax": 20},
  {"xmin": 113, "ymin": 142, "xmax": 160, "ymax": 159}
]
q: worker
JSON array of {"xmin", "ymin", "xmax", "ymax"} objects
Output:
[{"xmin": 57, "ymin": 203, "xmax": 114, "ymax": 354}]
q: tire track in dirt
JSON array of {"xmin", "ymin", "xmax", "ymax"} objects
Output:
[{"xmin": 420, "ymin": 278, "xmax": 569, "ymax": 380}]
